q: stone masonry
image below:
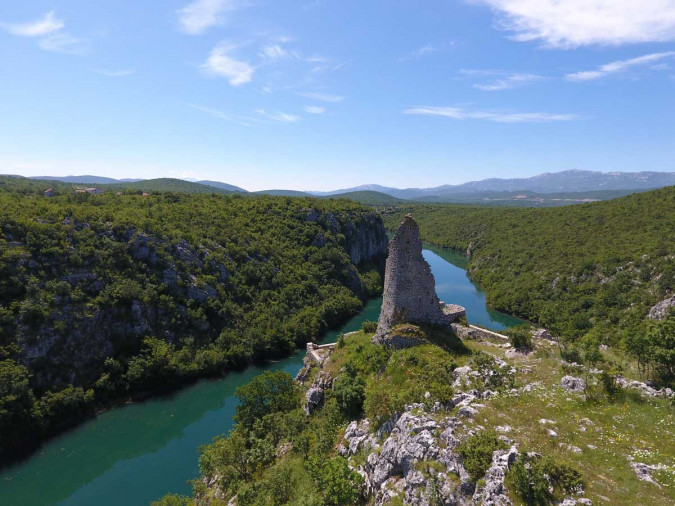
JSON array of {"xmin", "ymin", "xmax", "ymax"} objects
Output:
[{"xmin": 374, "ymin": 215, "xmax": 454, "ymax": 342}]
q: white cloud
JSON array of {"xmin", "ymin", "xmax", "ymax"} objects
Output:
[
  {"xmin": 93, "ymin": 68, "xmax": 136, "ymax": 77},
  {"xmin": 177, "ymin": 0, "xmax": 239, "ymax": 35},
  {"xmin": 400, "ymin": 42, "xmax": 454, "ymax": 62},
  {"xmin": 470, "ymin": 0, "xmax": 675, "ymax": 48},
  {"xmin": 38, "ymin": 32, "xmax": 86, "ymax": 54},
  {"xmin": 189, "ymin": 104, "xmax": 257, "ymax": 126},
  {"xmin": 1, "ymin": 11, "xmax": 86, "ymax": 54},
  {"xmin": 474, "ymin": 72, "xmax": 544, "ymax": 90},
  {"xmin": 303, "ymin": 105, "xmax": 325, "ymax": 114},
  {"xmin": 201, "ymin": 42, "xmax": 254, "ymax": 86},
  {"xmin": 566, "ymin": 52, "xmax": 675, "ymax": 81},
  {"xmin": 255, "ymin": 109, "xmax": 300, "ymax": 122},
  {"xmin": 0, "ymin": 11, "xmax": 63, "ymax": 37},
  {"xmin": 296, "ymin": 91, "xmax": 344, "ymax": 102},
  {"xmin": 259, "ymin": 44, "xmax": 300, "ymax": 61},
  {"xmin": 404, "ymin": 106, "xmax": 578, "ymax": 123}
]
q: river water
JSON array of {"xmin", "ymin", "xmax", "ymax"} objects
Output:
[{"xmin": 0, "ymin": 245, "xmax": 525, "ymax": 505}]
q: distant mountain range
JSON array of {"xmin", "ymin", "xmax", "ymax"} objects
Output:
[
  {"xmin": 22, "ymin": 169, "xmax": 675, "ymax": 205},
  {"xmin": 309, "ymin": 170, "xmax": 675, "ymax": 199},
  {"xmin": 32, "ymin": 175, "xmax": 143, "ymax": 184}
]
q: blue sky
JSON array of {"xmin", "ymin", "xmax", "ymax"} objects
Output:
[{"xmin": 1, "ymin": 0, "xmax": 674, "ymax": 191}]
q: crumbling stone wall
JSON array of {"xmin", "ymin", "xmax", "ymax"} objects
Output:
[{"xmin": 374, "ymin": 215, "xmax": 451, "ymax": 340}]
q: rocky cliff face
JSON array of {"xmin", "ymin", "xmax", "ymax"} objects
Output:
[
  {"xmin": 10, "ymin": 206, "xmax": 387, "ymax": 390},
  {"xmin": 374, "ymin": 215, "xmax": 451, "ymax": 341},
  {"xmin": 343, "ymin": 214, "xmax": 388, "ymax": 266}
]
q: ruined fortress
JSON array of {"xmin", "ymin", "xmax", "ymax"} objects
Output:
[{"xmin": 373, "ymin": 214, "xmax": 464, "ymax": 343}]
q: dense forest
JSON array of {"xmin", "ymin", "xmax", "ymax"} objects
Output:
[
  {"xmin": 0, "ymin": 176, "xmax": 386, "ymax": 460},
  {"xmin": 383, "ymin": 188, "xmax": 675, "ymax": 383}
]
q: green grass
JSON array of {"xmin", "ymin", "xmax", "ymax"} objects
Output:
[{"xmin": 471, "ymin": 341, "xmax": 675, "ymax": 504}]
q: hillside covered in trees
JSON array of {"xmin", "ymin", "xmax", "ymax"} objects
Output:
[
  {"xmin": 0, "ymin": 183, "xmax": 386, "ymax": 460},
  {"xmin": 383, "ymin": 188, "xmax": 675, "ymax": 382}
]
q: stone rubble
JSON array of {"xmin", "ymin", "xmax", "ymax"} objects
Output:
[
  {"xmin": 615, "ymin": 376, "xmax": 674, "ymax": 398},
  {"xmin": 647, "ymin": 295, "xmax": 675, "ymax": 320},
  {"xmin": 304, "ymin": 371, "xmax": 332, "ymax": 415},
  {"xmin": 561, "ymin": 375, "xmax": 587, "ymax": 392}
]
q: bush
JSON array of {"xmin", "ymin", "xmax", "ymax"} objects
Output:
[
  {"xmin": 234, "ymin": 371, "xmax": 299, "ymax": 429},
  {"xmin": 561, "ymin": 346, "xmax": 582, "ymax": 364},
  {"xmin": 507, "ymin": 454, "xmax": 584, "ymax": 504},
  {"xmin": 647, "ymin": 315, "xmax": 675, "ymax": 383},
  {"xmin": 150, "ymin": 495, "xmax": 194, "ymax": 506},
  {"xmin": 332, "ymin": 369, "xmax": 366, "ymax": 418},
  {"xmin": 361, "ymin": 320, "xmax": 378, "ymax": 333},
  {"xmin": 469, "ymin": 351, "xmax": 514, "ymax": 390},
  {"xmin": 307, "ymin": 456, "xmax": 364, "ymax": 506},
  {"xmin": 457, "ymin": 430, "xmax": 506, "ymax": 481},
  {"xmin": 507, "ymin": 324, "xmax": 533, "ymax": 350}
]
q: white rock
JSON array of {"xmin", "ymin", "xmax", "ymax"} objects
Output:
[{"xmin": 561, "ymin": 375, "xmax": 586, "ymax": 392}]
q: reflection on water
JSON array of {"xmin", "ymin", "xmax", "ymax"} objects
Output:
[
  {"xmin": 0, "ymin": 245, "xmax": 524, "ymax": 506},
  {"xmin": 422, "ymin": 244, "xmax": 526, "ymax": 330}
]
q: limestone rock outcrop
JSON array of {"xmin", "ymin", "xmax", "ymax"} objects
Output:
[
  {"xmin": 374, "ymin": 215, "xmax": 455, "ymax": 342},
  {"xmin": 561, "ymin": 375, "xmax": 586, "ymax": 392},
  {"xmin": 647, "ymin": 295, "xmax": 675, "ymax": 320}
]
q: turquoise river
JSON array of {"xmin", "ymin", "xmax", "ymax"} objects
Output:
[{"xmin": 0, "ymin": 244, "xmax": 525, "ymax": 505}]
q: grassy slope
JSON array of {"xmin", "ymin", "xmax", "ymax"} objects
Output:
[
  {"xmin": 382, "ymin": 187, "xmax": 675, "ymax": 342},
  {"xmin": 186, "ymin": 331, "xmax": 674, "ymax": 505},
  {"xmin": 472, "ymin": 339, "xmax": 675, "ymax": 504}
]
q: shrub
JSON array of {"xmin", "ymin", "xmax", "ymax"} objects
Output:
[
  {"xmin": 561, "ymin": 346, "xmax": 582, "ymax": 364},
  {"xmin": 469, "ymin": 351, "xmax": 514, "ymax": 390},
  {"xmin": 457, "ymin": 430, "xmax": 506, "ymax": 481},
  {"xmin": 647, "ymin": 315, "xmax": 675, "ymax": 383},
  {"xmin": 267, "ymin": 463, "xmax": 294, "ymax": 504},
  {"xmin": 150, "ymin": 494, "xmax": 194, "ymax": 506},
  {"xmin": 307, "ymin": 456, "xmax": 364, "ymax": 506},
  {"xmin": 507, "ymin": 324, "xmax": 533, "ymax": 350},
  {"xmin": 506, "ymin": 454, "xmax": 584, "ymax": 504},
  {"xmin": 332, "ymin": 370, "xmax": 366, "ymax": 418},
  {"xmin": 361, "ymin": 320, "xmax": 378, "ymax": 333},
  {"xmin": 234, "ymin": 371, "xmax": 299, "ymax": 429}
]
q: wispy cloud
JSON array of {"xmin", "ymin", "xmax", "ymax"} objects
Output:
[
  {"xmin": 0, "ymin": 11, "xmax": 63, "ymax": 36},
  {"xmin": 331, "ymin": 59, "xmax": 351, "ymax": 71},
  {"xmin": 566, "ymin": 52, "xmax": 675, "ymax": 81},
  {"xmin": 474, "ymin": 72, "xmax": 544, "ymax": 90},
  {"xmin": 259, "ymin": 44, "xmax": 299, "ymax": 61},
  {"xmin": 38, "ymin": 32, "xmax": 86, "ymax": 54},
  {"xmin": 470, "ymin": 0, "xmax": 675, "ymax": 48},
  {"xmin": 255, "ymin": 109, "xmax": 300, "ymax": 122},
  {"xmin": 404, "ymin": 106, "xmax": 578, "ymax": 123},
  {"xmin": 303, "ymin": 105, "xmax": 325, "ymax": 114},
  {"xmin": 201, "ymin": 42, "xmax": 254, "ymax": 86},
  {"xmin": 189, "ymin": 104, "xmax": 258, "ymax": 127},
  {"xmin": 93, "ymin": 68, "xmax": 136, "ymax": 77},
  {"xmin": 400, "ymin": 42, "xmax": 454, "ymax": 62},
  {"xmin": 0, "ymin": 11, "xmax": 86, "ymax": 54},
  {"xmin": 177, "ymin": 0, "xmax": 241, "ymax": 35},
  {"xmin": 296, "ymin": 91, "xmax": 344, "ymax": 103}
]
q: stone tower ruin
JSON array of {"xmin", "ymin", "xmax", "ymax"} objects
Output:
[{"xmin": 374, "ymin": 214, "xmax": 458, "ymax": 342}]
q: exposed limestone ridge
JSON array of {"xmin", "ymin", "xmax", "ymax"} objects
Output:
[{"xmin": 374, "ymin": 214, "xmax": 452, "ymax": 342}]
